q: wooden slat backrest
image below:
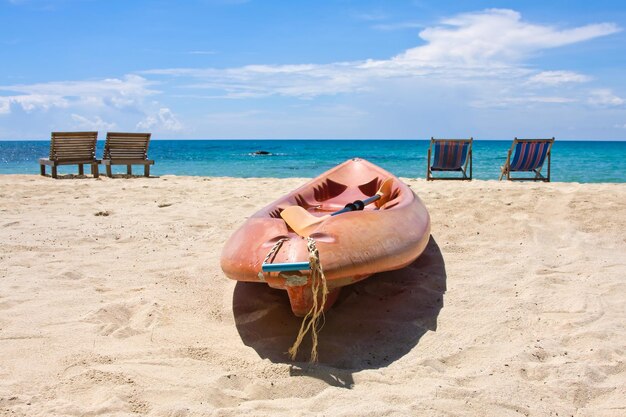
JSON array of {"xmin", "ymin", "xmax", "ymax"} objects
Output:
[
  {"xmin": 50, "ymin": 132, "xmax": 98, "ymax": 162},
  {"xmin": 104, "ymin": 132, "xmax": 152, "ymax": 160}
]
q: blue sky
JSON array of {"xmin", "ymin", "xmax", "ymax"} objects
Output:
[{"xmin": 1, "ymin": 0, "xmax": 626, "ymax": 140}]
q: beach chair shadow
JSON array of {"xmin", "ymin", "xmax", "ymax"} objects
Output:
[
  {"xmin": 39, "ymin": 131, "xmax": 100, "ymax": 178},
  {"xmin": 41, "ymin": 174, "xmax": 94, "ymax": 180},
  {"xmin": 103, "ymin": 173, "xmax": 161, "ymax": 179},
  {"xmin": 232, "ymin": 236, "xmax": 446, "ymax": 387},
  {"xmin": 427, "ymin": 137, "xmax": 473, "ymax": 180},
  {"xmin": 500, "ymin": 137, "xmax": 554, "ymax": 181},
  {"xmin": 101, "ymin": 132, "xmax": 155, "ymax": 177}
]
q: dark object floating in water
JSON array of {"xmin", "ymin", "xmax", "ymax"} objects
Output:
[{"xmin": 253, "ymin": 150, "xmax": 272, "ymax": 155}]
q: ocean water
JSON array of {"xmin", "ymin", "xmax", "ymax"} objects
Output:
[{"xmin": 0, "ymin": 140, "xmax": 624, "ymax": 183}]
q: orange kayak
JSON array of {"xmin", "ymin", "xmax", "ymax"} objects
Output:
[{"xmin": 221, "ymin": 158, "xmax": 431, "ymax": 316}]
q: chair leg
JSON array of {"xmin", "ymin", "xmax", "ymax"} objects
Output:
[
  {"xmin": 40, "ymin": 164, "xmax": 45, "ymax": 176},
  {"xmin": 92, "ymin": 164, "xmax": 99, "ymax": 178},
  {"xmin": 144, "ymin": 165, "xmax": 150, "ymax": 177},
  {"xmin": 127, "ymin": 165, "xmax": 132, "ymax": 175},
  {"xmin": 51, "ymin": 166, "xmax": 58, "ymax": 179},
  {"xmin": 426, "ymin": 148, "xmax": 431, "ymax": 180},
  {"xmin": 500, "ymin": 149, "xmax": 513, "ymax": 181},
  {"xmin": 106, "ymin": 165, "xmax": 112, "ymax": 177},
  {"xmin": 78, "ymin": 164, "xmax": 84, "ymax": 175},
  {"xmin": 547, "ymin": 153, "xmax": 551, "ymax": 182}
]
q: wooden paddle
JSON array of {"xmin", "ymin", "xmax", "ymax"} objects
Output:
[{"xmin": 280, "ymin": 178, "xmax": 394, "ymax": 237}]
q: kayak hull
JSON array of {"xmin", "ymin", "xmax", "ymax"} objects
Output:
[{"xmin": 221, "ymin": 158, "xmax": 431, "ymax": 316}]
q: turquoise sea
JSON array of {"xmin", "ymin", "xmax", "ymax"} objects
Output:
[{"xmin": 0, "ymin": 140, "xmax": 624, "ymax": 183}]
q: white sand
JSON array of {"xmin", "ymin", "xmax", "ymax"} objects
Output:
[{"xmin": 0, "ymin": 175, "xmax": 624, "ymax": 416}]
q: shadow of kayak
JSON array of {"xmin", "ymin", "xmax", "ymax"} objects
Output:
[{"xmin": 232, "ymin": 236, "xmax": 446, "ymax": 386}]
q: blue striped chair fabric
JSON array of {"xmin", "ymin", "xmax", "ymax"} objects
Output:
[
  {"xmin": 509, "ymin": 140, "xmax": 551, "ymax": 172},
  {"xmin": 431, "ymin": 141, "xmax": 471, "ymax": 171}
]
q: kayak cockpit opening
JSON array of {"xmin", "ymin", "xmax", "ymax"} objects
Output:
[{"xmin": 312, "ymin": 178, "xmax": 347, "ymax": 202}]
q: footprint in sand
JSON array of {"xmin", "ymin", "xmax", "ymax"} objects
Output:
[
  {"xmin": 0, "ymin": 298, "xmax": 19, "ymax": 311},
  {"xmin": 50, "ymin": 369, "xmax": 148, "ymax": 415},
  {"xmin": 60, "ymin": 270, "xmax": 84, "ymax": 280},
  {"xmin": 84, "ymin": 300, "xmax": 162, "ymax": 338}
]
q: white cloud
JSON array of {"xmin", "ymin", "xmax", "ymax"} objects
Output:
[
  {"xmin": 0, "ymin": 75, "xmax": 157, "ymax": 113},
  {"xmin": 0, "ymin": 94, "xmax": 69, "ymax": 113},
  {"xmin": 0, "ymin": 75, "xmax": 177, "ymax": 137},
  {"xmin": 355, "ymin": 12, "xmax": 388, "ymax": 22},
  {"xmin": 396, "ymin": 9, "xmax": 619, "ymax": 66},
  {"xmin": 137, "ymin": 108, "xmax": 182, "ymax": 131},
  {"xmin": 471, "ymin": 95, "xmax": 577, "ymax": 108},
  {"xmin": 0, "ymin": 99, "xmax": 9, "ymax": 114},
  {"xmin": 588, "ymin": 89, "xmax": 625, "ymax": 107},
  {"xmin": 70, "ymin": 114, "xmax": 116, "ymax": 131},
  {"xmin": 526, "ymin": 71, "xmax": 592, "ymax": 86},
  {"xmin": 2, "ymin": 8, "xmax": 623, "ymax": 139},
  {"xmin": 372, "ymin": 21, "xmax": 423, "ymax": 31},
  {"xmin": 144, "ymin": 9, "xmax": 620, "ymax": 100}
]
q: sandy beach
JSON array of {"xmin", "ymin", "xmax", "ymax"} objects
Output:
[{"xmin": 0, "ymin": 174, "xmax": 624, "ymax": 416}]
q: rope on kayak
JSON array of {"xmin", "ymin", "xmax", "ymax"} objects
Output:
[
  {"xmin": 262, "ymin": 238, "xmax": 288, "ymax": 270},
  {"xmin": 288, "ymin": 237, "xmax": 328, "ymax": 362}
]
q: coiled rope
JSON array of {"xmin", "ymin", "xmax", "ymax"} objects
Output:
[
  {"xmin": 288, "ymin": 237, "xmax": 328, "ymax": 362},
  {"xmin": 262, "ymin": 236, "xmax": 328, "ymax": 363},
  {"xmin": 262, "ymin": 238, "xmax": 288, "ymax": 267}
]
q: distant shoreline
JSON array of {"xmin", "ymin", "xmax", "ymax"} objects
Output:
[
  {"xmin": 2, "ymin": 140, "xmax": 625, "ymax": 182},
  {"xmin": 2, "ymin": 138, "xmax": 626, "ymax": 142},
  {"xmin": 3, "ymin": 174, "xmax": 626, "ymax": 186}
]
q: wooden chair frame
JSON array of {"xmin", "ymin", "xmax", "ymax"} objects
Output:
[
  {"xmin": 427, "ymin": 137, "xmax": 473, "ymax": 181},
  {"xmin": 499, "ymin": 137, "xmax": 554, "ymax": 182},
  {"xmin": 101, "ymin": 132, "xmax": 154, "ymax": 177},
  {"xmin": 39, "ymin": 132, "xmax": 100, "ymax": 178}
]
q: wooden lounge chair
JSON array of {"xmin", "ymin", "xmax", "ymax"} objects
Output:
[
  {"xmin": 39, "ymin": 132, "xmax": 99, "ymax": 178},
  {"xmin": 499, "ymin": 138, "xmax": 554, "ymax": 182},
  {"xmin": 427, "ymin": 137, "xmax": 473, "ymax": 180},
  {"xmin": 101, "ymin": 132, "xmax": 154, "ymax": 177}
]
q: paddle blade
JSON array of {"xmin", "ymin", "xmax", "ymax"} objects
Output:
[
  {"xmin": 375, "ymin": 178, "xmax": 394, "ymax": 207},
  {"xmin": 280, "ymin": 206, "xmax": 329, "ymax": 237}
]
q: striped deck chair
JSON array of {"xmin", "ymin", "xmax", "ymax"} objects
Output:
[
  {"xmin": 499, "ymin": 138, "xmax": 554, "ymax": 181},
  {"xmin": 427, "ymin": 138, "xmax": 473, "ymax": 180}
]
